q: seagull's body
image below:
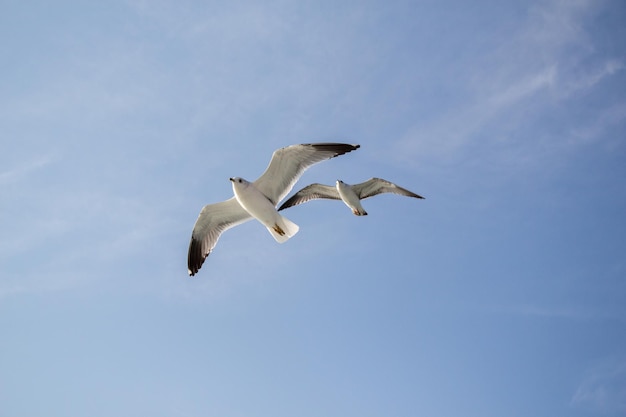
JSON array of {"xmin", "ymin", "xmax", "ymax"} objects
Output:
[
  {"xmin": 278, "ymin": 178, "xmax": 424, "ymax": 216},
  {"xmin": 230, "ymin": 177, "xmax": 299, "ymax": 242},
  {"xmin": 336, "ymin": 179, "xmax": 368, "ymax": 216},
  {"xmin": 187, "ymin": 143, "xmax": 360, "ymax": 276}
]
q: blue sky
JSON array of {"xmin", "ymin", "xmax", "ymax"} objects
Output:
[{"xmin": 1, "ymin": 0, "xmax": 625, "ymax": 415}]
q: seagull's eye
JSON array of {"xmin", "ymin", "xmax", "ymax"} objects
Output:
[{"xmin": 238, "ymin": 179, "xmax": 242, "ymax": 183}]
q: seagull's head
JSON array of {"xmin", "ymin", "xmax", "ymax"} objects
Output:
[
  {"xmin": 336, "ymin": 180, "xmax": 344, "ymax": 185},
  {"xmin": 230, "ymin": 177, "xmax": 250, "ymax": 189}
]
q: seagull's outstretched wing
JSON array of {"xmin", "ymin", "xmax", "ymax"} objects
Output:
[
  {"xmin": 187, "ymin": 198, "xmax": 252, "ymax": 276},
  {"xmin": 277, "ymin": 184, "xmax": 340, "ymax": 211},
  {"xmin": 353, "ymin": 178, "xmax": 425, "ymax": 200},
  {"xmin": 254, "ymin": 143, "xmax": 359, "ymax": 205}
]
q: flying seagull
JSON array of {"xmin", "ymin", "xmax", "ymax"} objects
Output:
[
  {"xmin": 187, "ymin": 143, "xmax": 360, "ymax": 276},
  {"xmin": 278, "ymin": 178, "xmax": 424, "ymax": 216}
]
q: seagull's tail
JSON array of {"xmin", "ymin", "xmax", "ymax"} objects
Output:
[{"xmin": 268, "ymin": 214, "xmax": 300, "ymax": 243}]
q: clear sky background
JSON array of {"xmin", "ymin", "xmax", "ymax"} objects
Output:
[{"xmin": 1, "ymin": 0, "xmax": 625, "ymax": 416}]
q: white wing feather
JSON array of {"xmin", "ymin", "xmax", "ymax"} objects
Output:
[
  {"xmin": 187, "ymin": 198, "xmax": 252, "ymax": 276},
  {"xmin": 254, "ymin": 143, "xmax": 359, "ymax": 205},
  {"xmin": 277, "ymin": 184, "xmax": 340, "ymax": 210},
  {"xmin": 353, "ymin": 178, "xmax": 424, "ymax": 200}
]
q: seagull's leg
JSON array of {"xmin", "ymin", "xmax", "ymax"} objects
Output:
[{"xmin": 272, "ymin": 224, "xmax": 286, "ymax": 235}]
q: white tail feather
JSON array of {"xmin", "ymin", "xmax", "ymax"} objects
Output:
[{"xmin": 267, "ymin": 214, "xmax": 300, "ymax": 243}]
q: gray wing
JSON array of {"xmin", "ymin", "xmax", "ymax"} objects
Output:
[
  {"xmin": 254, "ymin": 143, "xmax": 359, "ymax": 206},
  {"xmin": 187, "ymin": 197, "xmax": 252, "ymax": 276},
  {"xmin": 277, "ymin": 183, "xmax": 340, "ymax": 211},
  {"xmin": 352, "ymin": 178, "xmax": 425, "ymax": 200}
]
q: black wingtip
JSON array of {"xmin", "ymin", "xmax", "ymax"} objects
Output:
[
  {"xmin": 187, "ymin": 237, "xmax": 207, "ymax": 277},
  {"xmin": 306, "ymin": 142, "xmax": 360, "ymax": 157}
]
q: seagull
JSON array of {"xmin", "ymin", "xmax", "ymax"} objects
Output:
[
  {"xmin": 187, "ymin": 143, "xmax": 360, "ymax": 276},
  {"xmin": 278, "ymin": 178, "xmax": 424, "ymax": 216}
]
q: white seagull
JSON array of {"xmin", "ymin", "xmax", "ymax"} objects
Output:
[
  {"xmin": 187, "ymin": 143, "xmax": 360, "ymax": 276},
  {"xmin": 278, "ymin": 178, "xmax": 424, "ymax": 216}
]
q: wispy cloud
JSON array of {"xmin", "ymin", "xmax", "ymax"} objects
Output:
[
  {"xmin": 486, "ymin": 66, "xmax": 557, "ymax": 108},
  {"xmin": 0, "ymin": 186, "xmax": 185, "ymax": 299},
  {"xmin": 392, "ymin": 0, "xmax": 625, "ymax": 164},
  {"xmin": 559, "ymin": 59, "xmax": 625, "ymax": 98},
  {"xmin": 0, "ymin": 155, "xmax": 54, "ymax": 186},
  {"xmin": 0, "ymin": 151, "xmax": 190, "ymax": 299},
  {"xmin": 572, "ymin": 357, "xmax": 626, "ymax": 415},
  {"xmin": 568, "ymin": 101, "xmax": 626, "ymax": 147}
]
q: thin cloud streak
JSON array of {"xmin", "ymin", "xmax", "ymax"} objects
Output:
[
  {"xmin": 0, "ymin": 155, "xmax": 55, "ymax": 186},
  {"xmin": 486, "ymin": 66, "xmax": 557, "ymax": 108},
  {"xmin": 0, "ymin": 164, "xmax": 187, "ymax": 298},
  {"xmin": 392, "ymin": 0, "xmax": 625, "ymax": 163},
  {"xmin": 559, "ymin": 59, "xmax": 625, "ymax": 98}
]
